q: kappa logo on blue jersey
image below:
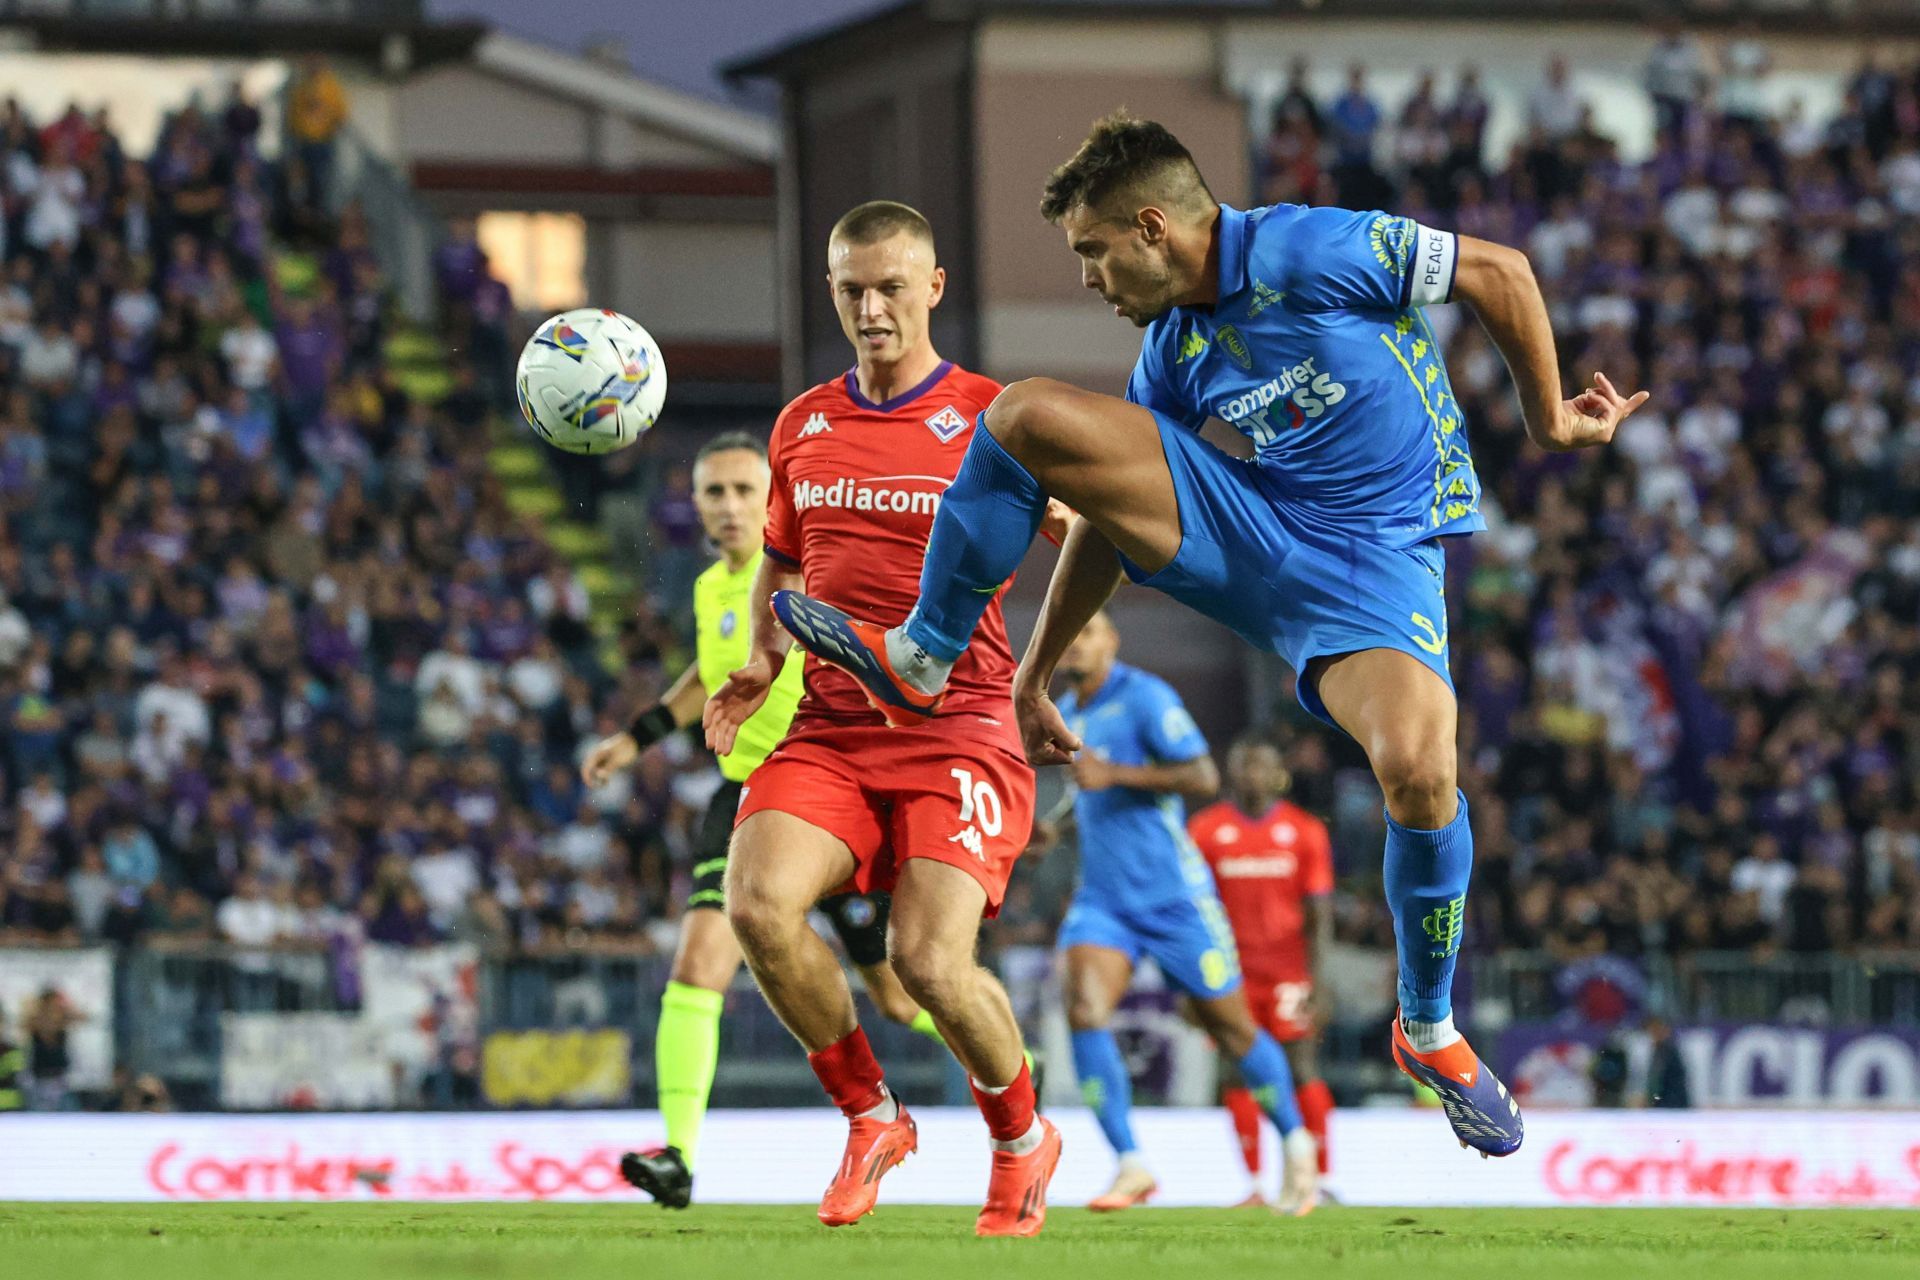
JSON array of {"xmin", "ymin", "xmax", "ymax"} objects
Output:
[{"xmin": 924, "ymin": 405, "xmax": 969, "ymax": 442}]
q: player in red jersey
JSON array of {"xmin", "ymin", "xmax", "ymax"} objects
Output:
[
  {"xmin": 1188, "ymin": 735, "xmax": 1337, "ymax": 1201},
  {"xmin": 705, "ymin": 201, "xmax": 1065, "ymax": 1238}
]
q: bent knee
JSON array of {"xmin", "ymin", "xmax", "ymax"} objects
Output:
[
  {"xmin": 724, "ymin": 879, "xmax": 802, "ymax": 954},
  {"xmin": 888, "ymin": 944, "xmax": 964, "ymax": 1010},
  {"xmin": 1370, "ymin": 737, "xmax": 1457, "ymax": 819},
  {"xmin": 1065, "ymin": 998, "xmax": 1109, "ymax": 1033},
  {"xmin": 982, "ymin": 377, "xmax": 1073, "ymax": 450}
]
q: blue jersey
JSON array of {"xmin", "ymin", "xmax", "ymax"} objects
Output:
[
  {"xmin": 1127, "ymin": 203, "xmax": 1484, "ymax": 549},
  {"xmin": 1059, "ymin": 662, "xmax": 1214, "ymax": 911}
]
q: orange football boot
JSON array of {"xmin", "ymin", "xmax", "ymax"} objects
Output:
[
  {"xmin": 974, "ymin": 1117, "xmax": 1063, "ymax": 1238},
  {"xmin": 817, "ymin": 1104, "xmax": 919, "ymax": 1226}
]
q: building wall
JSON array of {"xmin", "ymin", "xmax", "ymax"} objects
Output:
[
  {"xmin": 972, "ymin": 18, "xmax": 1250, "ymax": 392},
  {"xmin": 604, "ymin": 221, "xmax": 779, "ymax": 344},
  {"xmin": 782, "ymin": 26, "xmax": 977, "ymax": 388},
  {"xmin": 384, "ymin": 64, "xmax": 735, "ymax": 169}
]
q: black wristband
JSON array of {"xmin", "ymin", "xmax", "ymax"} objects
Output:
[{"xmin": 625, "ymin": 704, "xmax": 678, "ymax": 749}]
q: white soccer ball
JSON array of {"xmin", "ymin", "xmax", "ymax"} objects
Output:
[{"xmin": 514, "ymin": 308, "xmax": 668, "ymax": 454}]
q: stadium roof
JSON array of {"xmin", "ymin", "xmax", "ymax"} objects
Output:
[
  {"xmin": 725, "ymin": 0, "xmax": 1920, "ymax": 81},
  {"xmin": 0, "ymin": 4, "xmax": 487, "ymax": 64}
]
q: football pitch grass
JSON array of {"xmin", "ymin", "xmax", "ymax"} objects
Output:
[{"xmin": 3, "ymin": 1204, "xmax": 1918, "ymax": 1280}]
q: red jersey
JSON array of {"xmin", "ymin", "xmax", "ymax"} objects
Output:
[
  {"xmin": 1188, "ymin": 798, "xmax": 1333, "ymax": 984},
  {"xmin": 765, "ymin": 361, "xmax": 1017, "ymax": 748}
]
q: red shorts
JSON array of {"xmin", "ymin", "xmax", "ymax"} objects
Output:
[
  {"xmin": 735, "ymin": 722, "xmax": 1035, "ymax": 917},
  {"xmin": 1244, "ymin": 974, "xmax": 1317, "ymax": 1043}
]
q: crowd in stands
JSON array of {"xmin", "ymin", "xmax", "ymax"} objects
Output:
[
  {"xmin": 0, "ymin": 74, "xmax": 710, "ymax": 961},
  {"xmin": 1253, "ymin": 33, "xmax": 1920, "ymax": 968}
]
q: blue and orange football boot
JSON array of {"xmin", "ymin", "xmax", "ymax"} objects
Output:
[
  {"xmin": 771, "ymin": 591, "xmax": 943, "ymax": 727},
  {"xmin": 1390, "ymin": 1011, "xmax": 1524, "ymax": 1158}
]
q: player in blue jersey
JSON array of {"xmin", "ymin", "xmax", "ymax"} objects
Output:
[
  {"xmin": 1050, "ymin": 611, "xmax": 1319, "ymax": 1214},
  {"xmin": 770, "ymin": 112, "xmax": 1648, "ymax": 1159}
]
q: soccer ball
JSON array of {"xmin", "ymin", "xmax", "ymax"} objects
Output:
[{"xmin": 514, "ymin": 308, "xmax": 667, "ymax": 454}]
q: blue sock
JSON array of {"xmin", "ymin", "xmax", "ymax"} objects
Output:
[
  {"xmin": 903, "ymin": 415, "xmax": 1046, "ymax": 661},
  {"xmin": 1070, "ymin": 1027, "xmax": 1138, "ymax": 1156},
  {"xmin": 1384, "ymin": 790, "xmax": 1474, "ymax": 1023},
  {"xmin": 1236, "ymin": 1029, "xmax": 1303, "ymax": 1134}
]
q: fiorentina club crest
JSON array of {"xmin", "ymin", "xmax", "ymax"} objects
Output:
[{"xmin": 924, "ymin": 405, "xmax": 969, "ymax": 442}]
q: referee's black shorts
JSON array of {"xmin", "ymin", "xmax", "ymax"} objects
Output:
[{"xmin": 687, "ymin": 778, "xmax": 892, "ymax": 967}]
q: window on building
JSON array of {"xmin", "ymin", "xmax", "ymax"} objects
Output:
[{"xmin": 477, "ymin": 211, "xmax": 587, "ymax": 312}]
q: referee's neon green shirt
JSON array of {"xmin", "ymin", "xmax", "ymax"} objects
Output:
[{"xmin": 693, "ymin": 549, "xmax": 804, "ymax": 781}]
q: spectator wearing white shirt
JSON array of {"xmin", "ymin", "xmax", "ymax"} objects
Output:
[
  {"xmin": 1780, "ymin": 97, "xmax": 1824, "ymax": 160},
  {"xmin": 1644, "ymin": 20, "xmax": 1707, "ymax": 135},
  {"xmin": 1675, "ymin": 385, "xmax": 1742, "ymax": 481},
  {"xmin": 23, "ymin": 138, "xmax": 84, "ymax": 253},
  {"xmin": 216, "ymin": 876, "xmax": 293, "ymax": 948},
  {"xmin": 1823, "ymin": 385, "xmax": 1891, "ymax": 462},
  {"xmin": 0, "ymin": 586, "xmax": 28, "ymax": 670},
  {"xmin": 19, "ymin": 318, "xmax": 78, "ymax": 388},
  {"xmin": 415, "ymin": 630, "xmax": 488, "ymax": 716},
  {"xmin": 550, "ymin": 802, "xmax": 613, "ymax": 873},
  {"xmin": 219, "ymin": 309, "xmax": 279, "ymax": 392},
  {"xmin": 1528, "ymin": 55, "xmax": 1585, "ymax": 140},
  {"xmin": 1719, "ymin": 26, "xmax": 1773, "ymax": 129},
  {"xmin": 1527, "ymin": 195, "xmax": 1594, "ymax": 283},
  {"xmin": 506, "ymin": 635, "xmax": 564, "ymax": 711},
  {"xmin": 134, "ymin": 652, "xmax": 211, "ymax": 749},
  {"xmin": 1732, "ymin": 836, "xmax": 1797, "ymax": 927},
  {"xmin": 411, "ymin": 838, "xmax": 481, "ymax": 930}
]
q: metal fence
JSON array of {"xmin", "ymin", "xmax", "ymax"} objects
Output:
[
  {"xmin": 1469, "ymin": 950, "xmax": 1920, "ymax": 1026},
  {"xmin": 15, "ymin": 943, "xmax": 1918, "ymax": 1111}
]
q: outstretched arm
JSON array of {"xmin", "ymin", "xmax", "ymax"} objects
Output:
[
  {"xmin": 1450, "ymin": 235, "xmax": 1648, "ymax": 451},
  {"xmin": 580, "ymin": 661, "xmax": 710, "ymax": 787},
  {"xmin": 703, "ymin": 551, "xmax": 802, "ymax": 755},
  {"xmin": 1012, "ymin": 520, "xmax": 1127, "ymax": 765}
]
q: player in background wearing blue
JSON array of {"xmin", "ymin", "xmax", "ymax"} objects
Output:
[
  {"xmin": 772, "ymin": 113, "xmax": 1649, "ymax": 1158},
  {"xmin": 1050, "ymin": 611, "xmax": 1319, "ymax": 1214}
]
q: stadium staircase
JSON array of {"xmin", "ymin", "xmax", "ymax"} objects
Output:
[{"xmin": 377, "ymin": 323, "xmax": 635, "ymax": 659}]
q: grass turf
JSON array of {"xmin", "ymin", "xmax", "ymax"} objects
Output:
[{"xmin": 2, "ymin": 1203, "xmax": 1916, "ymax": 1280}]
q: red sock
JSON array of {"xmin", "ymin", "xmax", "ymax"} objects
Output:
[
  {"xmin": 1296, "ymin": 1078, "xmax": 1334, "ymax": 1173},
  {"xmin": 807, "ymin": 1027, "xmax": 887, "ymax": 1116},
  {"xmin": 1224, "ymin": 1087, "xmax": 1262, "ymax": 1175},
  {"xmin": 969, "ymin": 1059, "xmax": 1035, "ymax": 1142}
]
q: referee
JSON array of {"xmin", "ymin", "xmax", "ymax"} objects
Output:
[{"xmin": 581, "ymin": 431, "xmax": 944, "ymax": 1208}]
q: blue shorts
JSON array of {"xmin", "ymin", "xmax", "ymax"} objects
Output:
[
  {"xmin": 1119, "ymin": 412, "xmax": 1456, "ymax": 730},
  {"xmin": 1058, "ymin": 892, "xmax": 1242, "ymax": 998}
]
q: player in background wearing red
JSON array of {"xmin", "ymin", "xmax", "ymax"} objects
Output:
[
  {"xmin": 705, "ymin": 201, "xmax": 1068, "ymax": 1238},
  {"xmin": 1189, "ymin": 736, "xmax": 1337, "ymax": 1204}
]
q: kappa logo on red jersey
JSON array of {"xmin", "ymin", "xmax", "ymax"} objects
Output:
[
  {"xmin": 924, "ymin": 405, "xmax": 969, "ymax": 443},
  {"xmin": 799, "ymin": 412, "xmax": 833, "ymax": 439}
]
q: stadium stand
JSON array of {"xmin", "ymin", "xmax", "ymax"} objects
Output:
[
  {"xmin": 1251, "ymin": 43, "xmax": 1920, "ymax": 967},
  {"xmin": 0, "ymin": 86, "xmax": 705, "ymax": 961}
]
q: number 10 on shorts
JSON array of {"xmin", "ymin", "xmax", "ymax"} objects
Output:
[{"xmin": 949, "ymin": 767, "xmax": 1004, "ymax": 836}]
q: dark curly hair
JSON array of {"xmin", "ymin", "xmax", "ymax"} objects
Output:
[{"xmin": 1039, "ymin": 110, "xmax": 1214, "ymax": 224}]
